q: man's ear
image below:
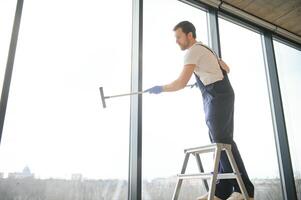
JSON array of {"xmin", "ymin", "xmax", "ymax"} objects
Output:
[{"xmin": 188, "ymin": 32, "xmax": 193, "ymax": 39}]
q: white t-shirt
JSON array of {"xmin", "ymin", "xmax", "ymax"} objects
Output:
[{"xmin": 184, "ymin": 41, "xmax": 224, "ymax": 86}]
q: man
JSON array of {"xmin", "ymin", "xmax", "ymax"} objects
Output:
[{"xmin": 144, "ymin": 21, "xmax": 254, "ymax": 200}]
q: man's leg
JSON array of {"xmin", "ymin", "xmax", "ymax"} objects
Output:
[
  {"xmin": 208, "ymin": 131, "xmax": 233, "ymax": 199},
  {"xmin": 207, "ymin": 117, "xmax": 254, "ymax": 198},
  {"xmin": 214, "ymin": 139, "xmax": 254, "ymax": 198},
  {"xmin": 225, "ymin": 141, "xmax": 254, "ymax": 197}
]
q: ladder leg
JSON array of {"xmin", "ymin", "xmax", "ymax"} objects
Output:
[
  {"xmin": 208, "ymin": 146, "xmax": 221, "ymax": 200},
  {"xmin": 195, "ymin": 153, "xmax": 209, "ymax": 191},
  {"xmin": 225, "ymin": 148, "xmax": 250, "ymax": 200},
  {"xmin": 172, "ymin": 153, "xmax": 190, "ymax": 200}
]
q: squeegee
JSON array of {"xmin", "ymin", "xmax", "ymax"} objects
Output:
[
  {"xmin": 99, "ymin": 87, "xmax": 147, "ymax": 108},
  {"xmin": 99, "ymin": 84, "xmax": 195, "ymax": 108}
]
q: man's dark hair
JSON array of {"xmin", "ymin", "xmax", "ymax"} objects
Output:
[{"xmin": 173, "ymin": 21, "xmax": 196, "ymax": 38}]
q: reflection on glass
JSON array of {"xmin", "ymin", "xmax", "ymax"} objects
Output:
[
  {"xmin": 143, "ymin": 0, "xmax": 211, "ymax": 199},
  {"xmin": 0, "ymin": 0, "xmax": 131, "ymax": 199},
  {"xmin": 218, "ymin": 18, "xmax": 283, "ymax": 199},
  {"xmin": 274, "ymin": 40, "xmax": 301, "ymax": 200},
  {"xmin": 0, "ymin": 0, "xmax": 17, "ymax": 101}
]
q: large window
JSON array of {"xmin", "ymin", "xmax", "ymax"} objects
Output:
[
  {"xmin": 143, "ymin": 1, "xmax": 211, "ymax": 199},
  {"xmin": 273, "ymin": 40, "xmax": 301, "ymax": 200},
  {"xmin": 0, "ymin": 1, "xmax": 131, "ymax": 199},
  {"xmin": 218, "ymin": 17, "xmax": 283, "ymax": 199},
  {"xmin": 0, "ymin": 0, "xmax": 17, "ymax": 101}
]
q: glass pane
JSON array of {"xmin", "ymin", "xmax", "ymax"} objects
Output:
[
  {"xmin": 0, "ymin": 0, "xmax": 17, "ymax": 102},
  {"xmin": 274, "ymin": 40, "xmax": 301, "ymax": 200},
  {"xmin": 0, "ymin": 1, "xmax": 131, "ymax": 199},
  {"xmin": 218, "ymin": 18, "xmax": 283, "ymax": 199},
  {"xmin": 143, "ymin": 1, "xmax": 210, "ymax": 199}
]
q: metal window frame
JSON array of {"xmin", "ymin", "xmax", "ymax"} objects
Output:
[
  {"xmin": 128, "ymin": 0, "xmax": 143, "ymax": 199},
  {"xmin": 178, "ymin": 0, "xmax": 209, "ymax": 12},
  {"xmin": 273, "ymin": 35, "xmax": 301, "ymax": 52},
  {"xmin": 0, "ymin": 0, "xmax": 24, "ymax": 145},
  {"xmin": 262, "ymin": 31, "xmax": 298, "ymax": 200},
  {"xmin": 217, "ymin": 10, "xmax": 301, "ymax": 51},
  {"xmin": 207, "ymin": 8, "xmax": 221, "ymax": 57}
]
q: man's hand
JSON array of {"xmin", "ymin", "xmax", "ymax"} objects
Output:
[
  {"xmin": 190, "ymin": 82, "xmax": 198, "ymax": 88},
  {"xmin": 218, "ymin": 58, "xmax": 230, "ymax": 73},
  {"xmin": 144, "ymin": 86, "xmax": 163, "ymax": 94}
]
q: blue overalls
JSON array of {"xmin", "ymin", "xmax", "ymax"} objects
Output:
[{"xmin": 193, "ymin": 47, "xmax": 254, "ymax": 199}]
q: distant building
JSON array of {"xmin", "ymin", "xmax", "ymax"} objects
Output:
[
  {"xmin": 0, "ymin": 172, "xmax": 4, "ymax": 178},
  {"xmin": 8, "ymin": 166, "xmax": 34, "ymax": 179},
  {"xmin": 71, "ymin": 173, "xmax": 83, "ymax": 181}
]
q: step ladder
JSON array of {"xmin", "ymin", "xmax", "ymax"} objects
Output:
[{"xmin": 172, "ymin": 143, "xmax": 250, "ymax": 200}]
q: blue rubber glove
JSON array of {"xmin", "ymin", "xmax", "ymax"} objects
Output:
[{"xmin": 144, "ymin": 86, "xmax": 163, "ymax": 94}]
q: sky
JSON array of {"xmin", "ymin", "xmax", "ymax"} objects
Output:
[{"xmin": 0, "ymin": 0, "xmax": 300, "ymax": 182}]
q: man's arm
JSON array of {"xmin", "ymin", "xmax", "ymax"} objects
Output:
[{"xmin": 162, "ymin": 64, "xmax": 196, "ymax": 92}]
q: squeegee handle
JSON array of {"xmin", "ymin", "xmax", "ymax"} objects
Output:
[
  {"xmin": 105, "ymin": 91, "xmax": 146, "ymax": 99},
  {"xmin": 106, "ymin": 84, "xmax": 194, "ymax": 99}
]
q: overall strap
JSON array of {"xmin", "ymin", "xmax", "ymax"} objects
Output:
[{"xmin": 196, "ymin": 43, "xmax": 227, "ymax": 76}]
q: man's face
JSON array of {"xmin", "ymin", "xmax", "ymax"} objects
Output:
[{"xmin": 174, "ymin": 28, "xmax": 190, "ymax": 50}]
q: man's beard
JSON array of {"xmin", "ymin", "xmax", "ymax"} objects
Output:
[{"xmin": 181, "ymin": 42, "xmax": 188, "ymax": 50}]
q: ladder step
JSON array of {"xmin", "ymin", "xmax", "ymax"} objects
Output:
[
  {"xmin": 184, "ymin": 143, "xmax": 231, "ymax": 154},
  {"xmin": 177, "ymin": 172, "xmax": 237, "ymax": 180}
]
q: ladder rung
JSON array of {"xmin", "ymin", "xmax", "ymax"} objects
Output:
[
  {"xmin": 184, "ymin": 144, "xmax": 217, "ymax": 154},
  {"xmin": 178, "ymin": 172, "xmax": 212, "ymax": 180},
  {"xmin": 184, "ymin": 143, "xmax": 231, "ymax": 154},
  {"xmin": 177, "ymin": 172, "xmax": 237, "ymax": 180}
]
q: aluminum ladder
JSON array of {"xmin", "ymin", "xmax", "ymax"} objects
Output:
[{"xmin": 172, "ymin": 143, "xmax": 250, "ymax": 200}]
